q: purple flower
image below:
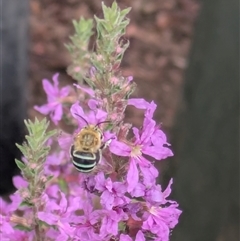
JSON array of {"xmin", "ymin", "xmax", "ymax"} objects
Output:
[
  {"xmin": 70, "ymin": 102, "xmax": 107, "ymax": 130},
  {"xmin": 12, "ymin": 176, "xmax": 28, "ymax": 189},
  {"xmin": 99, "ymin": 209, "xmax": 127, "ymax": 237},
  {"xmin": 34, "ymin": 73, "xmax": 70, "ymax": 125},
  {"xmin": 94, "ymin": 172, "xmax": 129, "ymax": 210},
  {"xmin": 110, "ymin": 114, "xmax": 171, "ymax": 192},
  {"xmin": 142, "ymin": 203, "xmax": 182, "ymax": 240},
  {"xmin": 38, "ymin": 192, "xmax": 77, "ymax": 238},
  {"xmin": 4, "ymin": 230, "xmax": 35, "ymax": 241},
  {"xmin": 0, "ymin": 193, "xmax": 22, "ymax": 236},
  {"xmin": 119, "ymin": 231, "xmax": 145, "ymax": 241},
  {"xmin": 73, "ymin": 83, "xmax": 95, "ymax": 97}
]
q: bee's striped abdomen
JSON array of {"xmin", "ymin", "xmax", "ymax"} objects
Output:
[{"xmin": 70, "ymin": 145, "xmax": 101, "ymax": 172}]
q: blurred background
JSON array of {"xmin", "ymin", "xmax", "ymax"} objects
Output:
[{"xmin": 1, "ymin": 0, "xmax": 239, "ymax": 240}]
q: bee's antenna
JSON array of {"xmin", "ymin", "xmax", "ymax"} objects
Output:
[
  {"xmin": 95, "ymin": 120, "xmax": 111, "ymax": 127},
  {"xmin": 74, "ymin": 113, "xmax": 89, "ymax": 125}
]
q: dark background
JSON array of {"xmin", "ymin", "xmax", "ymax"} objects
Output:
[{"xmin": 1, "ymin": 0, "xmax": 239, "ymax": 240}]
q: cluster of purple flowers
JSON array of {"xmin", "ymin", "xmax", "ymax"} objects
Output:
[{"xmin": 0, "ymin": 74, "xmax": 181, "ymax": 240}]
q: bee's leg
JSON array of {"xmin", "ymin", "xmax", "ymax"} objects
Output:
[{"xmin": 100, "ymin": 138, "xmax": 113, "ymax": 150}]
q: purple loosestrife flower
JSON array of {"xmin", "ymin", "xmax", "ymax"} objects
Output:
[
  {"xmin": 94, "ymin": 172, "xmax": 129, "ymax": 210},
  {"xmin": 5, "ymin": 230, "xmax": 35, "ymax": 241},
  {"xmin": 142, "ymin": 203, "xmax": 182, "ymax": 241},
  {"xmin": 119, "ymin": 230, "xmax": 145, "ymax": 241},
  {"xmin": 0, "ymin": 193, "xmax": 22, "ymax": 237},
  {"xmin": 110, "ymin": 100, "xmax": 173, "ymax": 192},
  {"xmin": 34, "ymin": 73, "xmax": 70, "ymax": 125},
  {"xmin": 37, "ymin": 192, "xmax": 77, "ymax": 238},
  {"xmin": 70, "ymin": 101, "xmax": 107, "ymax": 129}
]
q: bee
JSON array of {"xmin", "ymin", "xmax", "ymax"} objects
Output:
[{"xmin": 70, "ymin": 114, "xmax": 110, "ymax": 173}]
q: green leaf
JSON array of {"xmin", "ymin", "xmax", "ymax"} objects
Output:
[
  {"xmin": 20, "ymin": 201, "xmax": 33, "ymax": 207},
  {"xmin": 15, "ymin": 159, "xmax": 25, "ymax": 171},
  {"xmin": 14, "ymin": 224, "xmax": 32, "ymax": 232}
]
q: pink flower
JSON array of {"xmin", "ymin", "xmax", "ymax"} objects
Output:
[
  {"xmin": 110, "ymin": 114, "xmax": 172, "ymax": 192},
  {"xmin": 119, "ymin": 231, "xmax": 145, "ymax": 241},
  {"xmin": 142, "ymin": 203, "xmax": 182, "ymax": 240},
  {"xmin": 0, "ymin": 193, "xmax": 22, "ymax": 236},
  {"xmin": 38, "ymin": 192, "xmax": 78, "ymax": 238},
  {"xmin": 34, "ymin": 73, "xmax": 70, "ymax": 125},
  {"xmin": 70, "ymin": 102, "xmax": 107, "ymax": 130},
  {"xmin": 94, "ymin": 172, "xmax": 129, "ymax": 210}
]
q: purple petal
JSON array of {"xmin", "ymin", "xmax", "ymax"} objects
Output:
[
  {"xmin": 38, "ymin": 212, "xmax": 58, "ymax": 225},
  {"xmin": 145, "ymin": 101, "xmax": 157, "ymax": 119},
  {"xmin": 142, "ymin": 145, "xmax": 172, "ymax": 160},
  {"xmin": 136, "ymin": 230, "xmax": 145, "ymax": 241},
  {"xmin": 140, "ymin": 163, "xmax": 158, "ymax": 187},
  {"xmin": 105, "ymin": 178, "xmax": 113, "ymax": 192},
  {"xmin": 132, "ymin": 127, "xmax": 140, "ymax": 143},
  {"xmin": 60, "ymin": 86, "xmax": 70, "ymax": 97},
  {"xmin": 101, "ymin": 191, "xmax": 114, "ymax": 210},
  {"xmin": 128, "ymin": 98, "xmax": 150, "ymax": 109},
  {"xmin": 141, "ymin": 118, "xmax": 156, "ymax": 144},
  {"xmin": 52, "ymin": 104, "xmax": 63, "ymax": 124},
  {"xmin": 42, "ymin": 79, "xmax": 55, "ymax": 96},
  {"xmin": 151, "ymin": 129, "xmax": 167, "ymax": 146},
  {"xmin": 70, "ymin": 102, "xmax": 88, "ymax": 127},
  {"xmin": 59, "ymin": 192, "xmax": 67, "ymax": 210},
  {"xmin": 127, "ymin": 159, "xmax": 139, "ymax": 192},
  {"xmin": 12, "ymin": 176, "xmax": 28, "ymax": 189},
  {"xmin": 162, "ymin": 178, "xmax": 173, "ymax": 200},
  {"xmin": 88, "ymin": 99, "xmax": 99, "ymax": 110},
  {"xmin": 109, "ymin": 140, "xmax": 131, "ymax": 156},
  {"xmin": 145, "ymin": 185, "xmax": 163, "ymax": 203},
  {"xmin": 95, "ymin": 109, "xmax": 107, "ymax": 123},
  {"xmin": 120, "ymin": 234, "xmax": 132, "ymax": 241},
  {"xmin": 130, "ymin": 183, "xmax": 145, "ymax": 197},
  {"xmin": 34, "ymin": 104, "xmax": 51, "ymax": 115},
  {"xmin": 73, "ymin": 83, "xmax": 95, "ymax": 97},
  {"xmin": 113, "ymin": 182, "xmax": 127, "ymax": 195},
  {"xmin": 94, "ymin": 172, "xmax": 106, "ymax": 191},
  {"xmin": 52, "ymin": 73, "xmax": 59, "ymax": 88},
  {"xmin": 58, "ymin": 133, "xmax": 73, "ymax": 153}
]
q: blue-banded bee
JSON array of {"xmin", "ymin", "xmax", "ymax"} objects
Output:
[{"xmin": 70, "ymin": 114, "xmax": 109, "ymax": 173}]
